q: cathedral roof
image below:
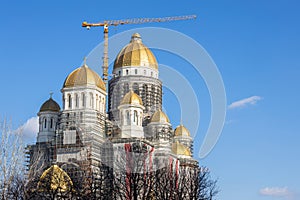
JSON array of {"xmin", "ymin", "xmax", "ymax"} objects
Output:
[
  {"xmin": 63, "ymin": 64, "xmax": 106, "ymax": 91},
  {"xmin": 40, "ymin": 97, "xmax": 60, "ymax": 112},
  {"xmin": 38, "ymin": 165, "xmax": 73, "ymax": 192},
  {"xmin": 150, "ymin": 110, "xmax": 170, "ymax": 123},
  {"xmin": 172, "ymin": 141, "xmax": 191, "ymax": 156},
  {"xmin": 113, "ymin": 33, "xmax": 158, "ymax": 70},
  {"xmin": 174, "ymin": 125, "xmax": 191, "ymax": 137},
  {"xmin": 120, "ymin": 90, "xmax": 143, "ymax": 105}
]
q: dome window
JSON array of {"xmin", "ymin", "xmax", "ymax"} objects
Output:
[
  {"xmin": 75, "ymin": 94, "xmax": 79, "ymax": 108},
  {"xmin": 82, "ymin": 93, "xmax": 86, "ymax": 107},
  {"xmin": 44, "ymin": 118, "xmax": 47, "ymax": 129},
  {"xmin": 134, "ymin": 110, "xmax": 138, "ymax": 124},
  {"xmin": 68, "ymin": 94, "xmax": 72, "ymax": 109},
  {"xmin": 50, "ymin": 118, "xmax": 53, "ymax": 129}
]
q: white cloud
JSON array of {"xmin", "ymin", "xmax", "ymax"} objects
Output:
[
  {"xmin": 16, "ymin": 117, "xmax": 38, "ymax": 140},
  {"xmin": 259, "ymin": 187, "xmax": 291, "ymax": 197},
  {"xmin": 228, "ymin": 96, "xmax": 262, "ymax": 110}
]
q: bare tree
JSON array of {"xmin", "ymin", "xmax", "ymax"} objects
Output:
[
  {"xmin": 197, "ymin": 167, "xmax": 218, "ymax": 200},
  {"xmin": 0, "ymin": 119, "xmax": 25, "ymax": 200},
  {"xmin": 153, "ymin": 162, "xmax": 218, "ymax": 200},
  {"xmin": 175, "ymin": 166, "xmax": 218, "ymax": 200},
  {"xmin": 112, "ymin": 142, "xmax": 155, "ymax": 200},
  {"xmin": 153, "ymin": 165, "xmax": 176, "ymax": 200}
]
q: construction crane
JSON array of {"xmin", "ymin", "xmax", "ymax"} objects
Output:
[{"xmin": 82, "ymin": 15, "xmax": 197, "ymax": 84}]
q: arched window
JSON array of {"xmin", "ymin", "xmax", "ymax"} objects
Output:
[
  {"xmin": 68, "ymin": 94, "xmax": 72, "ymax": 108},
  {"xmin": 75, "ymin": 94, "xmax": 79, "ymax": 108},
  {"xmin": 50, "ymin": 118, "xmax": 53, "ymax": 129},
  {"xmin": 44, "ymin": 118, "xmax": 47, "ymax": 129},
  {"xmin": 63, "ymin": 97, "xmax": 65, "ymax": 109},
  {"xmin": 102, "ymin": 97, "xmax": 105, "ymax": 112},
  {"xmin": 96, "ymin": 95, "xmax": 99, "ymax": 110},
  {"xmin": 126, "ymin": 111, "xmax": 130, "ymax": 125},
  {"xmin": 99, "ymin": 98, "xmax": 102, "ymax": 112},
  {"xmin": 90, "ymin": 93, "xmax": 94, "ymax": 108},
  {"xmin": 126, "ymin": 69, "xmax": 129, "ymax": 75},
  {"xmin": 82, "ymin": 93, "xmax": 86, "ymax": 107},
  {"xmin": 133, "ymin": 110, "xmax": 138, "ymax": 125}
]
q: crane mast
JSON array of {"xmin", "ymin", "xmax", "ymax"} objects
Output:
[{"xmin": 82, "ymin": 15, "xmax": 197, "ymax": 85}]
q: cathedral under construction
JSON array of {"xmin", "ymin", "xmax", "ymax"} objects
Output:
[{"xmin": 26, "ymin": 33, "xmax": 199, "ymax": 199}]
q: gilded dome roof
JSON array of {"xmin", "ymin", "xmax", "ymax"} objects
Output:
[
  {"xmin": 174, "ymin": 125, "xmax": 190, "ymax": 137},
  {"xmin": 120, "ymin": 90, "xmax": 143, "ymax": 105},
  {"xmin": 172, "ymin": 141, "xmax": 191, "ymax": 156},
  {"xmin": 63, "ymin": 64, "xmax": 106, "ymax": 91},
  {"xmin": 113, "ymin": 33, "xmax": 158, "ymax": 70},
  {"xmin": 38, "ymin": 165, "xmax": 73, "ymax": 192},
  {"xmin": 40, "ymin": 97, "xmax": 60, "ymax": 112},
  {"xmin": 150, "ymin": 110, "xmax": 170, "ymax": 123}
]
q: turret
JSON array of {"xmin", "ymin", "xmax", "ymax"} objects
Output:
[
  {"xmin": 37, "ymin": 95, "xmax": 60, "ymax": 143},
  {"xmin": 118, "ymin": 90, "xmax": 144, "ymax": 138},
  {"xmin": 173, "ymin": 125, "xmax": 193, "ymax": 156},
  {"xmin": 146, "ymin": 109, "xmax": 172, "ymax": 153}
]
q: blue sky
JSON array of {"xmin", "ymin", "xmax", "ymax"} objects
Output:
[{"xmin": 1, "ymin": 0, "xmax": 300, "ymax": 199}]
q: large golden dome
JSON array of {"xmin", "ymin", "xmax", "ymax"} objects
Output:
[
  {"xmin": 174, "ymin": 125, "xmax": 190, "ymax": 137},
  {"xmin": 120, "ymin": 90, "xmax": 143, "ymax": 105},
  {"xmin": 150, "ymin": 110, "xmax": 170, "ymax": 123},
  {"xmin": 63, "ymin": 64, "xmax": 106, "ymax": 91},
  {"xmin": 113, "ymin": 33, "xmax": 158, "ymax": 70},
  {"xmin": 40, "ymin": 97, "xmax": 60, "ymax": 112}
]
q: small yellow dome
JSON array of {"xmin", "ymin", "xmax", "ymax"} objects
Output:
[
  {"xmin": 38, "ymin": 165, "xmax": 73, "ymax": 192},
  {"xmin": 172, "ymin": 141, "xmax": 191, "ymax": 156},
  {"xmin": 174, "ymin": 125, "xmax": 190, "ymax": 137},
  {"xmin": 113, "ymin": 33, "xmax": 158, "ymax": 70},
  {"xmin": 150, "ymin": 110, "xmax": 170, "ymax": 123},
  {"xmin": 40, "ymin": 97, "xmax": 60, "ymax": 112},
  {"xmin": 63, "ymin": 64, "xmax": 105, "ymax": 91},
  {"xmin": 120, "ymin": 90, "xmax": 143, "ymax": 105}
]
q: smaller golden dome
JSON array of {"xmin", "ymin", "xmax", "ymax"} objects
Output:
[
  {"xmin": 40, "ymin": 97, "xmax": 60, "ymax": 112},
  {"xmin": 113, "ymin": 33, "xmax": 158, "ymax": 70},
  {"xmin": 150, "ymin": 110, "xmax": 170, "ymax": 123},
  {"xmin": 38, "ymin": 165, "xmax": 73, "ymax": 192},
  {"xmin": 63, "ymin": 64, "xmax": 105, "ymax": 91},
  {"xmin": 120, "ymin": 90, "xmax": 143, "ymax": 105},
  {"xmin": 174, "ymin": 125, "xmax": 190, "ymax": 137},
  {"xmin": 172, "ymin": 141, "xmax": 191, "ymax": 156}
]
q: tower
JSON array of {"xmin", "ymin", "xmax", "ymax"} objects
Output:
[
  {"xmin": 118, "ymin": 90, "xmax": 145, "ymax": 138},
  {"xmin": 146, "ymin": 110, "xmax": 172, "ymax": 153},
  {"xmin": 108, "ymin": 33, "xmax": 162, "ymax": 124},
  {"xmin": 26, "ymin": 96, "xmax": 60, "ymax": 180},
  {"xmin": 173, "ymin": 125, "xmax": 193, "ymax": 155},
  {"xmin": 37, "ymin": 96, "xmax": 60, "ymax": 143},
  {"xmin": 55, "ymin": 63, "xmax": 107, "ymax": 187}
]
